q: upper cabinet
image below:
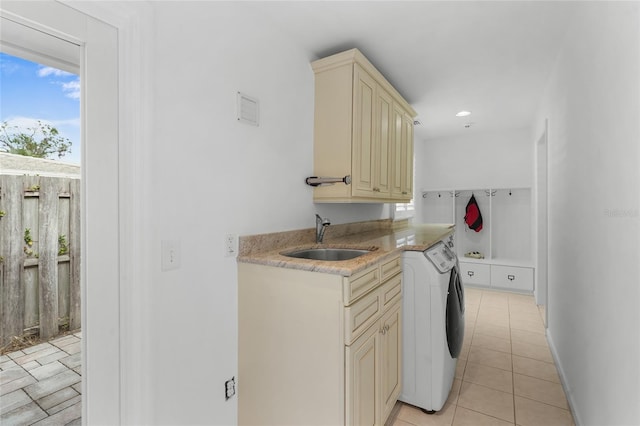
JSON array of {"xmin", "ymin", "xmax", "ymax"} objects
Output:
[{"xmin": 311, "ymin": 49, "xmax": 417, "ymax": 203}]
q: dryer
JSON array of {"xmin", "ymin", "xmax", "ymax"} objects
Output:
[{"xmin": 399, "ymin": 235, "xmax": 465, "ymax": 413}]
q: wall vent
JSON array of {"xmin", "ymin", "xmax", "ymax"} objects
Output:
[{"xmin": 237, "ymin": 92, "xmax": 259, "ymax": 126}]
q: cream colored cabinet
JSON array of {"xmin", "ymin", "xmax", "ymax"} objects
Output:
[
  {"xmin": 346, "ymin": 320, "xmax": 378, "ymax": 425},
  {"xmin": 391, "ymin": 105, "xmax": 414, "ymax": 200},
  {"xmin": 346, "ymin": 300, "xmax": 401, "ymax": 426},
  {"xmin": 352, "ymin": 64, "xmax": 378, "ymax": 197},
  {"xmin": 379, "ymin": 302, "xmax": 402, "ymax": 421},
  {"xmin": 311, "ymin": 48, "xmax": 416, "ymax": 203},
  {"xmin": 238, "ymin": 255, "xmax": 403, "ymax": 426}
]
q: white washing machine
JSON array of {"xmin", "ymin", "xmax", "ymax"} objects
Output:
[{"xmin": 399, "ymin": 235, "xmax": 465, "ymax": 413}]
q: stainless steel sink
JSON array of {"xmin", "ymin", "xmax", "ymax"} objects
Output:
[{"xmin": 283, "ymin": 248, "xmax": 371, "ymax": 261}]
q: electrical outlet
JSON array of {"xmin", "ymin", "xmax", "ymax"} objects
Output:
[
  {"xmin": 161, "ymin": 240, "xmax": 181, "ymax": 271},
  {"xmin": 225, "ymin": 377, "xmax": 236, "ymax": 400},
  {"xmin": 225, "ymin": 234, "xmax": 238, "ymax": 257}
]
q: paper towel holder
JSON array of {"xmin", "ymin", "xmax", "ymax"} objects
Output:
[{"xmin": 305, "ymin": 175, "xmax": 352, "ymax": 187}]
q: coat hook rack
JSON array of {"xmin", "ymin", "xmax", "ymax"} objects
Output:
[
  {"xmin": 305, "ymin": 175, "xmax": 351, "ymax": 187},
  {"xmin": 422, "ymin": 191, "xmax": 429, "ymax": 198}
]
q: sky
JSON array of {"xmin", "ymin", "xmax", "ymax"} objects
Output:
[{"xmin": 0, "ymin": 52, "xmax": 81, "ymax": 165}]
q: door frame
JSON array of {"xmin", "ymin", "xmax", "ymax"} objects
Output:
[{"xmin": 0, "ymin": 1, "xmax": 150, "ymax": 423}]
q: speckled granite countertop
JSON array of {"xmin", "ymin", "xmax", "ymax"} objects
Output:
[{"xmin": 237, "ymin": 219, "xmax": 454, "ymax": 276}]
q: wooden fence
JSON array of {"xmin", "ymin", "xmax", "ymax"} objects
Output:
[{"xmin": 0, "ymin": 175, "xmax": 81, "ymax": 348}]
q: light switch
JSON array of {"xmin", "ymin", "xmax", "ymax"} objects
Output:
[{"xmin": 161, "ymin": 240, "xmax": 181, "ymax": 271}]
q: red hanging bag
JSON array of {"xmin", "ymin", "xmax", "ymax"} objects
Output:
[{"xmin": 464, "ymin": 194, "xmax": 483, "ymax": 232}]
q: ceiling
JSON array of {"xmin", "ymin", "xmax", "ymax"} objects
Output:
[{"xmin": 247, "ymin": 1, "xmax": 579, "ymax": 141}]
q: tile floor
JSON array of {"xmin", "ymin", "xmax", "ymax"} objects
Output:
[
  {"xmin": 0, "ymin": 332, "xmax": 82, "ymax": 426},
  {"xmin": 1, "ymin": 290, "xmax": 572, "ymax": 426},
  {"xmin": 388, "ymin": 287, "xmax": 575, "ymax": 426}
]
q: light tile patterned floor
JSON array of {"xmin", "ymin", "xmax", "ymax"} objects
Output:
[
  {"xmin": 0, "ymin": 332, "xmax": 82, "ymax": 426},
  {"xmin": 388, "ymin": 288, "xmax": 575, "ymax": 426}
]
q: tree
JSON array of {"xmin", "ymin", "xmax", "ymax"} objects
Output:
[{"xmin": 0, "ymin": 120, "xmax": 72, "ymax": 159}]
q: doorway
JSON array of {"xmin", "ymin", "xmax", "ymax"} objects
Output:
[
  {"xmin": 0, "ymin": 49, "xmax": 82, "ymax": 424},
  {"xmin": 1, "ymin": 2, "xmax": 122, "ymax": 423}
]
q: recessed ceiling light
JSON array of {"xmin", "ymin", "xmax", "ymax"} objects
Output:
[{"xmin": 456, "ymin": 111, "xmax": 471, "ymax": 117}]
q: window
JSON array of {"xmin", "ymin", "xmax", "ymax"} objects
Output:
[{"xmin": 394, "ymin": 199, "xmax": 415, "ymax": 220}]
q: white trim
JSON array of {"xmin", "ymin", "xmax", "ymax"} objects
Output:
[
  {"xmin": 546, "ymin": 330, "xmax": 581, "ymax": 426},
  {"xmin": 1, "ymin": 1, "xmax": 151, "ymax": 423},
  {"xmin": 60, "ymin": 2, "xmax": 153, "ymax": 424}
]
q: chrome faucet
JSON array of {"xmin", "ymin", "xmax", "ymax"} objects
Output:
[{"xmin": 315, "ymin": 214, "xmax": 331, "ymax": 243}]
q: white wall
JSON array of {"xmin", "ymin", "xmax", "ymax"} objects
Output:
[
  {"xmin": 414, "ymin": 128, "xmax": 533, "ymax": 223},
  {"xmin": 146, "ymin": 3, "xmax": 390, "ymax": 424},
  {"xmin": 534, "ymin": 3, "xmax": 640, "ymax": 425},
  {"xmin": 415, "ymin": 128, "xmax": 533, "ymax": 190}
]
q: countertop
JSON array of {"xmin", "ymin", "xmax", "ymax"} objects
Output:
[{"xmin": 237, "ymin": 220, "xmax": 454, "ymax": 277}]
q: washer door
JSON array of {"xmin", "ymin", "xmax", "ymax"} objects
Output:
[{"xmin": 446, "ymin": 264, "xmax": 465, "ymax": 358}]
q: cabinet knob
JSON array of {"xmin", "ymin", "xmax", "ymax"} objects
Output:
[
  {"xmin": 373, "ymin": 187, "xmax": 380, "ymax": 192},
  {"xmin": 402, "ymin": 191, "xmax": 408, "ymax": 195},
  {"xmin": 468, "ymin": 271, "xmax": 474, "ymax": 277}
]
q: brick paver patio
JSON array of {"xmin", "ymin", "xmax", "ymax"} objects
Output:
[{"xmin": 0, "ymin": 332, "xmax": 82, "ymax": 425}]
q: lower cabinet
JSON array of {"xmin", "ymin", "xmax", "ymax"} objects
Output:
[
  {"xmin": 346, "ymin": 320, "xmax": 378, "ymax": 426},
  {"xmin": 379, "ymin": 304, "xmax": 402, "ymax": 421},
  {"xmin": 459, "ymin": 262, "xmax": 491, "ymax": 287},
  {"xmin": 346, "ymin": 301, "xmax": 402, "ymax": 426},
  {"xmin": 459, "ymin": 261, "xmax": 534, "ymax": 292},
  {"xmin": 239, "ymin": 255, "xmax": 402, "ymax": 426},
  {"xmin": 491, "ymin": 265, "xmax": 534, "ymax": 292}
]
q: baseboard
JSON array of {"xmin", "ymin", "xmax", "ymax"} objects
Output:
[{"xmin": 546, "ymin": 329, "xmax": 583, "ymax": 426}]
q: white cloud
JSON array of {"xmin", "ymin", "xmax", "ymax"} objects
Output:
[
  {"xmin": 3, "ymin": 116, "xmax": 43, "ymax": 131},
  {"xmin": 37, "ymin": 66, "xmax": 73, "ymax": 78},
  {"xmin": 36, "ymin": 66, "xmax": 80, "ymax": 100},
  {"xmin": 62, "ymin": 80, "xmax": 81, "ymax": 100},
  {"xmin": 3, "ymin": 116, "xmax": 80, "ymax": 132}
]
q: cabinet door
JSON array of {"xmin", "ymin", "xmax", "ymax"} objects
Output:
[
  {"xmin": 380, "ymin": 302, "xmax": 402, "ymax": 423},
  {"xmin": 346, "ymin": 323, "xmax": 378, "ymax": 426},
  {"xmin": 391, "ymin": 105, "xmax": 403, "ymax": 198},
  {"xmin": 391, "ymin": 106, "xmax": 414, "ymax": 200},
  {"xmin": 374, "ymin": 88, "xmax": 393, "ymax": 197},
  {"xmin": 459, "ymin": 262, "xmax": 491, "ymax": 287},
  {"xmin": 491, "ymin": 265, "xmax": 534, "ymax": 292},
  {"xmin": 352, "ymin": 65, "xmax": 377, "ymax": 197},
  {"xmin": 402, "ymin": 112, "xmax": 414, "ymax": 199}
]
